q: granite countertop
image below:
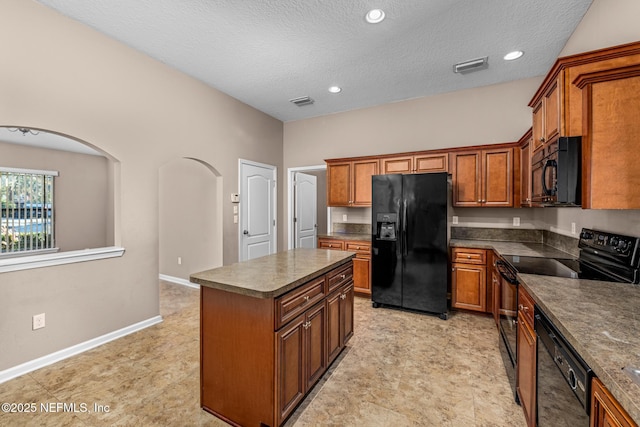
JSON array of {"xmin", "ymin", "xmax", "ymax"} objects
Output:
[
  {"xmin": 450, "ymin": 238, "xmax": 640, "ymax": 424},
  {"xmin": 189, "ymin": 248, "xmax": 355, "ymax": 299},
  {"xmin": 318, "ymin": 233, "xmax": 371, "ymax": 242}
]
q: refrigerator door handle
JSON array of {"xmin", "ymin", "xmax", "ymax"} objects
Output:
[{"xmin": 402, "ymin": 199, "xmax": 408, "ymax": 257}]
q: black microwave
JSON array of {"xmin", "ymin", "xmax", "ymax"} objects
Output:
[{"xmin": 531, "ymin": 136, "xmax": 581, "ymax": 206}]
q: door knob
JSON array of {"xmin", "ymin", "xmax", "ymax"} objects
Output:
[{"xmin": 243, "ymin": 230, "xmax": 249, "ymax": 235}]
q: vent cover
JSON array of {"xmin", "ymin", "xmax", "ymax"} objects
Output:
[
  {"xmin": 289, "ymin": 96, "xmax": 314, "ymax": 106},
  {"xmin": 453, "ymin": 57, "xmax": 488, "ymax": 74}
]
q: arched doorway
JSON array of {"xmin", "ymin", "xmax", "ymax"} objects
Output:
[{"xmin": 159, "ymin": 157, "xmax": 223, "ymax": 285}]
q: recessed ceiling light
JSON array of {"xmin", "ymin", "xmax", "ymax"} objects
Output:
[
  {"xmin": 328, "ymin": 86, "xmax": 342, "ymax": 93},
  {"xmin": 504, "ymin": 50, "xmax": 524, "ymax": 61},
  {"xmin": 365, "ymin": 9, "xmax": 385, "ymax": 24}
]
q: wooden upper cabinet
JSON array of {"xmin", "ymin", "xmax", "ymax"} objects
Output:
[
  {"xmin": 451, "ymin": 147, "xmax": 513, "ymax": 207},
  {"xmin": 531, "ymin": 74, "xmax": 563, "ymax": 151},
  {"xmin": 574, "ymin": 64, "xmax": 640, "ymax": 209},
  {"xmin": 531, "ymin": 101, "xmax": 545, "ymax": 153},
  {"xmin": 381, "ymin": 153, "xmax": 448, "ymax": 175},
  {"xmin": 352, "ymin": 159, "xmax": 378, "ymax": 206},
  {"xmin": 450, "ymin": 151, "xmax": 482, "ymax": 207},
  {"xmin": 326, "ymin": 159, "xmax": 379, "ymax": 207},
  {"xmin": 327, "ymin": 162, "xmax": 350, "ymax": 206},
  {"xmin": 519, "ymin": 129, "xmax": 533, "ymax": 207},
  {"xmin": 381, "ymin": 155, "xmax": 413, "ymax": 174}
]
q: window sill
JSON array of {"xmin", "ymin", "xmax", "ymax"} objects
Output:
[{"xmin": 0, "ymin": 246, "xmax": 125, "ymax": 273}]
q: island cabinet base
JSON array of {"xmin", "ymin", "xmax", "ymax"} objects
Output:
[{"xmin": 200, "ymin": 260, "xmax": 354, "ymax": 427}]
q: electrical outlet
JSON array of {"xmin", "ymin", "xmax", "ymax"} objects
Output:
[
  {"xmin": 33, "ymin": 313, "xmax": 45, "ymax": 330},
  {"xmin": 452, "ymin": 216, "xmax": 459, "ymax": 225},
  {"xmin": 571, "ymin": 222, "xmax": 576, "ymax": 234},
  {"xmin": 342, "ymin": 214, "xmax": 348, "ymax": 221},
  {"xmin": 513, "ymin": 217, "xmax": 520, "ymax": 226},
  {"xmin": 177, "ymin": 257, "xmax": 182, "ymax": 265}
]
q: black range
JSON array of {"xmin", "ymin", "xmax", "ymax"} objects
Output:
[{"xmin": 501, "ymin": 228, "xmax": 640, "ymax": 284}]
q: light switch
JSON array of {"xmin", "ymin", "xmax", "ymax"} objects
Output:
[
  {"xmin": 233, "ymin": 206, "xmax": 238, "ymax": 214},
  {"xmin": 233, "ymin": 215, "xmax": 238, "ymax": 224}
]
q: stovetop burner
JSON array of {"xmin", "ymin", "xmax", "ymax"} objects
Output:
[{"xmin": 501, "ymin": 228, "xmax": 640, "ymax": 284}]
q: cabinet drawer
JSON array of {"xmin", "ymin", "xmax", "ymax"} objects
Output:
[
  {"xmin": 518, "ymin": 287, "xmax": 535, "ymax": 328},
  {"xmin": 345, "ymin": 241, "xmax": 370, "ymax": 255},
  {"xmin": 319, "ymin": 240, "xmax": 344, "ymax": 250},
  {"xmin": 275, "ymin": 277, "xmax": 326, "ymax": 330},
  {"xmin": 327, "ymin": 264, "xmax": 353, "ymax": 294},
  {"xmin": 452, "ymin": 248, "xmax": 486, "ymax": 264}
]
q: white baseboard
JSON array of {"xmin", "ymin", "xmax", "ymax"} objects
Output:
[
  {"xmin": 159, "ymin": 274, "xmax": 200, "ymax": 289},
  {"xmin": 0, "ymin": 315, "xmax": 163, "ymax": 384}
]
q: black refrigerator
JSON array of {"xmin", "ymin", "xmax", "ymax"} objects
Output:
[{"xmin": 371, "ymin": 172, "xmax": 448, "ymax": 319}]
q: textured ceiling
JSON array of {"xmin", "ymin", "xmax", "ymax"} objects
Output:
[{"xmin": 35, "ymin": 0, "xmax": 593, "ymax": 122}]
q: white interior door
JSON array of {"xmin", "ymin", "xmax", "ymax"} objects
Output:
[
  {"xmin": 239, "ymin": 160, "xmax": 276, "ymax": 261},
  {"xmin": 294, "ymin": 172, "xmax": 317, "ymax": 248}
]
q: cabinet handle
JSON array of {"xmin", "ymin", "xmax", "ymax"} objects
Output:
[
  {"xmin": 519, "ymin": 304, "xmax": 529, "ymax": 312},
  {"xmin": 303, "ymin": 295, "xmax": 310, "ymax": 302},
  {"xmin": 340, "ymin": 294, "xmax": 346, "ymax": 300},
  {"xmin": 452, "ymin": 267, "xmax": 455, "ymax": 272},
  {"xmin": 340, "ymin": 274, "xmax": 346, "ymax": 279},
  {"xmin": 356, "ymin": 246, "xmax": 360, "ymax": 250},
  {"xmin": 477, "ymin": 199, "xmax": 482, "ymax": 203},
  {"xmin": 467, "ymin": 255, "xmax": 471, "ymax": 259},
  {"xmin": 303, "ymin": 321, "xmax": 311, "ymax": 329}
]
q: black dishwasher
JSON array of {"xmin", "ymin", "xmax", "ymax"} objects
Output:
[{"xmin": 535, "ymin": 307, "xmax": 592, "ymax": 426}]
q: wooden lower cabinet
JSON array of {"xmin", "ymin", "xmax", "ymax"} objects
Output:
[
  {"xmin": 517, "ymin": 286, "xmax": 536, "ymax": 427},
  {"xmin": 451, "ymin": 248, "xmax": 487, "ymax": 312},
  {"xmin": 327, "ymin": 283, "xmax": 354, "ymax": 364},
  {"xmin": 591, "ymin": 377, "xmax": 638, "ymax": 427},
  {"xmin": 320, "ymin": 237, "xmax": 371, "ymax": 297},
  {"xmin": 276, "ymin": 302, "xmax": 327, "ymax": 424}
]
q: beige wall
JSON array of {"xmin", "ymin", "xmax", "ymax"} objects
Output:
[
  {"xmin": 0, "ymin": 0, "xmax": 282, "ymax": 370},
  {"xmin": 159, "ymin": 158, "xmax": 223, "ymax": 280},
  {"xmin": 0, "ymin": 140, "xmax": 110, "ymax": 251}
]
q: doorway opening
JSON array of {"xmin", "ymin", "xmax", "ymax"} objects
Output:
[{"xmin": 287, "ymin": 165, "xmax": 327, "ymax": 250}]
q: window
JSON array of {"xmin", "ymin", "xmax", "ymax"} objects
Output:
[{"xmin": 1, "ymin": 167, "xmax": 58, "ymax": 256}]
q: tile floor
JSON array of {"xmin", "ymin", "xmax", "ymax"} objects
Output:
[{"xmin": 0, "ymin": 281, "xmax": 526, "ymax": 426}]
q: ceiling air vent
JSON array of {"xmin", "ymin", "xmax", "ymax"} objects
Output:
[
  {"xmin": 289, "ymin": 96, "xmax": 314, "ymax": 107},
  {"xmin": 453, "ymin": 56, "xmax": 488, "ymax": 74}
]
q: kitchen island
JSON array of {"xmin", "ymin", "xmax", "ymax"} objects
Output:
[{"xmin": 190, "ymin": 248, "xmax": 355, "ymax": 427}]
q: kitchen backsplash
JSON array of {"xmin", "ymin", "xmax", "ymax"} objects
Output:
[
  {"xmin": 332, "ymin": 222, "xmax": 371, "ymax": 234},
  {"xmin": 452, "ymin": 226, "xmax": 580, "ymax": 257}
]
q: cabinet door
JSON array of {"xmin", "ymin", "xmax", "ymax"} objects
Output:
[
  {"xmin": 305, "ymin": 303, "xmax": 327, "ymax": 389},
  {"xmin": 483, "ymin": 148, "xmax": 513, "ymax": 207},
  {"xmin": 341, "ymin": 283, "xmax": 354, "ymax": 345},
  {"xmin": 326, "ymin": 290, "xmax": 342, "ymax": 364},
  {"xmin": 414, "ymin": 153, "xmax": 448, "ymax": 173},
  {"xmin": 352, "ymin": 159, "xmax": 379, "ymax": 206},
  {"xmin": 532, "ymin": 100, "xmax": 545, "ymax": 152},
  {"xmin": 276, "ymin": 316, "xmax": 306, "ymax": 425},
  {"xmin": 520, "ymin": 141, "xmax": 531, "ymax": 207},
  {"xmin": 451, "ymin": 151, "xmax": 482, "ymax": 207},
  {"xmin": 516, "ymin": 313, "xmax": 536, "ymax": 427},
  {"xmin": 591, "ymin": 377, "xmax": 637, "ymax": 427},
  {"xmin": 352, "ymin": 256, "xmax": 371, "ymax": 295},
  {"xmin": 451, "ymin": 263, "xmax": 486, "ymax": 312},
  {"xmin": 327, "ymin": 162, "xmax": 350, "ymax": 206},
  {"xmin": 544, "ymin": 78, "xmax": 560, "ymax": 143},
  {"xmin": 381, "ymin": 156, "xmax": 413, "ymax": 174}
]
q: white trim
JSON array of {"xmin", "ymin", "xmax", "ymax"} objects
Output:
[
  {"xmin": 0, "ymin": 166, "xmax": 59, "ymax": 176},
  {"xmin": 287, "ymin": 165, "xmax": 326, "ymax": 250},
  {"xmin": 0, "ymin": 246, "xmax": 125, "ymax": 273},
  {"xmin": 159, "ymin": 274, "xmax": 200, "ymax": 289},
  {"xmin": 0, "ymin": 315, "xmax": 162, "ymax": 384}
]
